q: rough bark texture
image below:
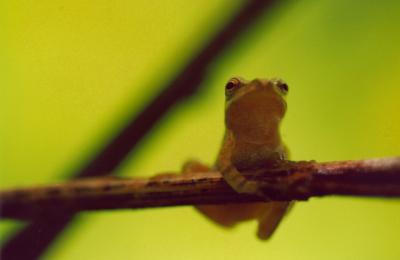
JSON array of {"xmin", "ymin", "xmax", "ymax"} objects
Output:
[{"xmin": 1, "ymin": 157, "xmax": 399, "ymax": 220}]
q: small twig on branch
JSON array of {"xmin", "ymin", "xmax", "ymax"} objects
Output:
[{"xmin": 1, "ymin": 157, "xmax": 399, "ymax": 220}]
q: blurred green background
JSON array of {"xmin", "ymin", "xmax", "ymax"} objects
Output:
[{"xmin": 1, "ymin": 0, "xmax": 400, "ymax": 259}]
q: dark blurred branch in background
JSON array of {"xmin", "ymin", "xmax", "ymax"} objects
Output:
[
  {"xmin": 2, "ymin": 157, "xmax": 400, "ymax": 220},
  {"xmin": 0, "ymin": 1, "xmax": 278, "ymax": 259}
]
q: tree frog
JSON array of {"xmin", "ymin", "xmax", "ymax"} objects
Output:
[{"xmin": 183, "ymin": 77, "xmax": 291, "ymax": 239}]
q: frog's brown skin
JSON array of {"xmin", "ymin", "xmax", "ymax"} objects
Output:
[{"xmin": 183, "ymin": 77, "xmax": 292, "ymax": 240}]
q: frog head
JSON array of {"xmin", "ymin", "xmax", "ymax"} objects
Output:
[{"xmin": 224, "ymin": 77, "xmax": 288, "ymax": 144}]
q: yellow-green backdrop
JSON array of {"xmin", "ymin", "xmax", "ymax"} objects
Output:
[{"xmin": 1, "ymin": 0, "xmax": 400, "ymax": 259}]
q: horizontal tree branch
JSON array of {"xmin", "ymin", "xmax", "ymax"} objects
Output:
[{"xmin": 1, "ymin": 157, "xmax": 400, "ymax": 220}]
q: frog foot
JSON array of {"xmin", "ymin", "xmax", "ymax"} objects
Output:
[{"xmin": 223, "ymin": 166, "xmax": 271, "ymax": 200}]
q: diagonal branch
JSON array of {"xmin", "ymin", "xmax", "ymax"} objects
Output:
[
  {"xmin": 1, "ymin": 1, "xmax": 278, "ymax": 259},
  {"xmin": 2, "ymin": 157, "xmax": 400, "ymax": 220}
]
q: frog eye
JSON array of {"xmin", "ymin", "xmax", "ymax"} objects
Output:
[
  {"xmin": 225, "ymin": 78, "xmax": 241, "ymax": 96},
  {"xmin": 277, "ymin": 82, "xmax": 289, "ymax": 95},
  {"xmin": 225, "ymin": 81, "xmax": 236, "ymax": 90}
]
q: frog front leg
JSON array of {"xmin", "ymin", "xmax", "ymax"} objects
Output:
[
  {"xmin": 217, "ymin": 134, "xmax": 268, "ymax": 198},
  {"xmin": 220, "ymin": 165, "xmax": 266, "ymax": 198}
]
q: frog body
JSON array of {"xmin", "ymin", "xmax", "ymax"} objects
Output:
[{"xmin": 184, "ymin": 77, "xmax": 292, "ymax": 239}]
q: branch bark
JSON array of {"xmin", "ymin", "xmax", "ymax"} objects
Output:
[{"xmin": 2, "ymin": 157, "xmax": 399, "ymax": 220}]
